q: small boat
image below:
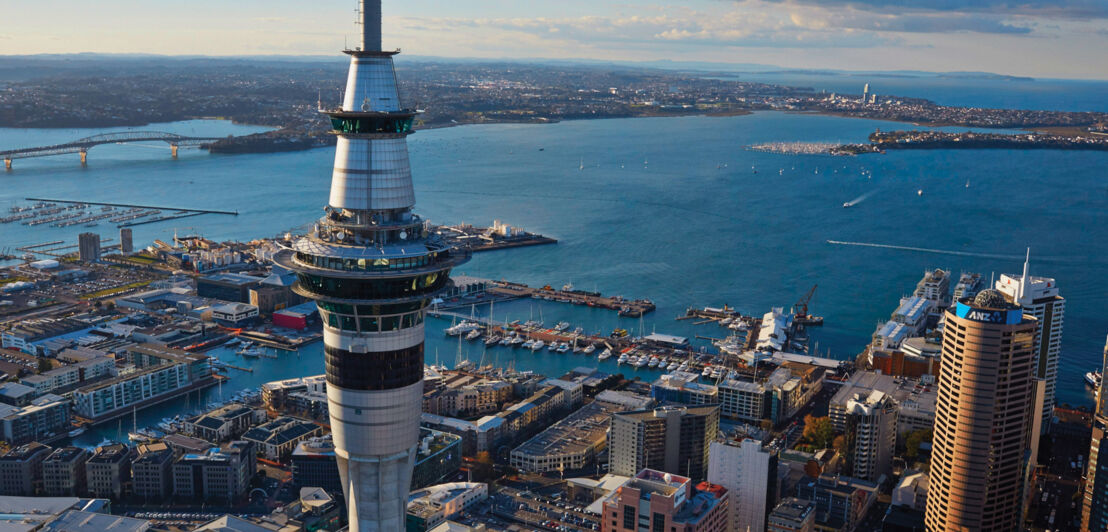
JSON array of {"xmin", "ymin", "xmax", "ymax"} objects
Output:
[
  {"xmin": 485, "ymin": 335, "xmax": 501, "ymax": 347},
  {"xmin": 702, "ymin": 366, "xmax": 713, "ymax": 377},
  {"xmin": 582, "ymin": 344, "xmax": 596, "ymax": 355},
  {"xmin": 531, "ymin": 340, "xmax": 545, "ymax": 351},
  {"xmin": 554, "ymin": 321, "xmax": 570, "ymax": 332},
  {"xmin": 842, "ymin": 202, "xmax": 853, "ymax": 208},
  {"xmin": 499, "ymin": 336, "xmax": 513, "ymax": 346},
  {"xmin": 634, "ymin": 357, "xmax": 649, "ymax": 368},
  {"xmin": 965, "ymin": 179, "xmax": 971, "ymax": 188},
  {"xmin": 617, "ymin": 353, "xmax": 628, "ymax": 364},
  {"xmin": 720, "ymin": 317, "xmax": 733, "ymax": 326},
  {"xmin": 917, "ymin": 189, "xmax": 923, "ymax": 196},
  {"xmin": 667, "ymin": 362, "xmax": 679, "ymax": 371},
  {"xmin": 1086, "ymin": 371, "xmax": 1102, "ymax": 389},
  {"xmin": 556, "ymin": 343, "xmax": 570, "ymax": 354},
  {"xmin": 68, "ymin": 427, "xmax": 86, "ymax": 438},
  {"xmin": 598, "ymin": 349, "xmax": 612, "ymax": 361},
  {"xmin": 522, "ymin": 340, "xmax": 535, "ymax": 349},
  {"xmin": 678, "ymin": 363, "xmax": 689, "ymax": 372},
  {"xmin": 511, "ymin": 336, "xmax": 526, "ymax": 346},
  {"xmin": 465, "ymin": 329, "xmax": 482, "ymax": 341},
  {"xmin": 238, "ymin": 346, "xmax": 263, "ymax": 358},
  {"xmin": 446, "ymin": 321, "xmax": 482, "ymax": 336},
  {"xmin": 648, "ymin": 357, "xmax": 660, "ymax": 368}
]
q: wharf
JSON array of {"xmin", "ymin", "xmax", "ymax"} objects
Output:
[
  {"xmin": 489, "ymin": 281, "xmax": 655, "ymax": 317},
  {"xmin": 237, "ymin": 331, "xmax": 321, "ymax": 351},
  {"xmin": 434, "ymin": 223, "xmax": 557, "ymax": 254}
]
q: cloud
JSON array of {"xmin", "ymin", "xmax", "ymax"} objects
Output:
[
  {"xmin": 789, "ymin": 10, "xmax": 1033, "ymax": 34},
  {"xmin": 757, "ymin": 0, "xmax": 1108, "ymax": 19}
]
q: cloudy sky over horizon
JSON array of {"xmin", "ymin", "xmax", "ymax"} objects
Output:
[{"xmin": 3, "ymin": 0, "xmax": 1106, "ymax": 79}]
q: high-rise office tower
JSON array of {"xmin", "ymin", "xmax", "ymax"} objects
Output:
[
  {"xmin": 78, "ymin": 232, "xmax": 100, "ymax": 262},
  {"xmin": 610, "ymin": 405, "xmax": 718, "ymax": 481},
  {"xmin": 275, "ymin": 1, "xmax": 469, "ymax": 529},
  {"xmin": 1081, "ymin": 335, "xmax": 1108, "ymax": 531},
  {"xmin": 996, "ymin": 250, "xmax": 1065, "ymax": 433},
  {"xmin": 924, "ymin": 290, "xmax": 1037, "ymax": 532},
  {"xmin": 119, "ymin": 228, "xmax": 133, "ymax": 254},
  {"xmin": 707, "ymin": 438, "xmax": 777, "ymax": 532}
]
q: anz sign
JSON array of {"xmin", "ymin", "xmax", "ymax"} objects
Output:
[{"xmin": 955, "ymin": 302, "xmax": 1022, "ymax": 325}]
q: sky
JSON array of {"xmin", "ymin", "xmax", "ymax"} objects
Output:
[{"xmin": 1, "ymin": 0, "xmax": 1106, "ymax": 79}]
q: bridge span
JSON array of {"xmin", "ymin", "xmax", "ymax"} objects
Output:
[{"xmin": 2, "ymin": 131, "xmax": 226, "ymax": 169}]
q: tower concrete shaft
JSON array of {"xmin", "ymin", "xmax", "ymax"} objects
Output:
[{"xmin": 276, "ymin": 1, "xmax": 467, "ymax": 529}]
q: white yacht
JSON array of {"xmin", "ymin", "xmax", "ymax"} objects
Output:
[
  {"xmin": 598, "ymin": 349, "xmax": 612, "ymax": 361},
  {"xmin": 582, "ymin": 344, "xmax": 596, "ymax": 355}
]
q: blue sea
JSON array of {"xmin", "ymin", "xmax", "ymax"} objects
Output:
[{"xmin": 0, "ymin": 79, "xmax": 1105, "ymax": 445}]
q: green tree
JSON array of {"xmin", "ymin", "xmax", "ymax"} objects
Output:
[
  {"xmin": 905, "ymin": 429, "xmax": 933, "ymax": 460},
  {"xmin": 37, "ymin": 357, "xmax": 52, "ymax": 374},
  {"xmin": 802, "ymin": 415, "xmax": 834, "ymax": 449}
]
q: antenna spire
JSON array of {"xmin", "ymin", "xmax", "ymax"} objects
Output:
[
  {"xmin": 1019, "ymin": 247, "xmax": 1030, "ymax": 301},
  {"xmin": 358, "ymin": 0, "xmax": 382, "ymax": 52}
]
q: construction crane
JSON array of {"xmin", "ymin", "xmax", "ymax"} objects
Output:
[{"xmin": 793, "ymin": 284, "xmax": 824, "ymax": 326}]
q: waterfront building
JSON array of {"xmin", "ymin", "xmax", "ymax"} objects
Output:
[
  {"xmin": 272, "ymin": 1, "xmax": 470, "ymax": 528},
  {"xmin": 651, "ymin": 371, "xmax": 719, "ymax": 405},
  {"xmin": 0, "ymin": 442, "xmax": 51, "ymax": 495},
  {"xmin": 891, "ymin": 295, "xmax": 932, "ymax": 334},
  {"xmin": 292, "ymin": 436, "xmax": 342, "ymax": 494},
  {"xmin": 924, "ymin": 290, "xmax": 1038, "ymax": 531},
  {"xmin": 78, "ymin": 232, "xmax": 101, "ymax": 262},
  {"xmin": 913, "ymin": 268, "xmax": 951, "ymax": 308},
  {"xmin": 209, "ymin": 302, "xmax": 260, "ymax": 326},
  {"xmin": 172, "ymin": 441, "xmax": 255, "ymax": 503},
  {"xmin": 600, "ymin": 469, "xmax": 729, "ymax": 532},
  {"xmin": 86, "ymin": 443, "xmax": 132, "ymax": 499},
  {"xmin": 262, "ymin": 374, "xmax": 327, "ymax": 411},
  {"xmin": 767, "ymin": 498, "xmax": 815, "ymax": 532},
  {"xmin": 707, "ymin": 438, "xmax": 777, "ymax": 532},
  {"xmin": 511, "ymin": 391, "xmax": 651, "ymax": 474},
  {"xmin": 995, "ymin": 252, "xmax": 1065, "ymax": 433},
  {"xmin": 795, "ymin": 474, "xmax": 880, "ymax": 531},
  {"xmin": 241, "ymin": 416, "xmax": 323, "ymax": 461},
  {"xmin": 132, "ymin": 442, "xmax": 175, "ymax": 501},
  {"xmin": 187, "ymin": 403, "xmax": 266, "ymax": 443},
  {"xmin": 610, "ymin": 405, "xmax": 719, "ymax": 482},
  {"xmin": 405, "ymin": 482, "xmax": 487, "ymax": 532},
  {"xmin": 0, "ymin": 393, "xmax": 71, "ymax": 445},
  {"xmin": 1082, "ymin": 335, "xmax": 1108, "ymax": 530},
  {"xmin": 42, "ymin": 447, "xmax": 89, "ymax": 497},
  {"xmin": 0, "ymin": 382, "xmax": 36, "ymax": 406},
  {"xmin": 72, "ymin": 344, "xmax": 212, "ymax": 421}
]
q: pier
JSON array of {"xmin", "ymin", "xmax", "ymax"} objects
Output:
[{"xmin": 489, "ymin": 281, "xmax": 655, "ymax": 317}]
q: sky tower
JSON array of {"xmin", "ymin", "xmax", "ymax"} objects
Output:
[{"xmin": 275, "ymin": 1, "xmax": 469, "ymax": 529}]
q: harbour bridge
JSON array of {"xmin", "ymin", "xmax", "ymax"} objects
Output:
[{"xmin": 1, "ymin": 131, "xmax": 227, "ymax": 169}]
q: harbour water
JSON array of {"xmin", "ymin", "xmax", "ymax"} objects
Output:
[{"xmin": 1, "ymin": 98, "xmax": 1106, "ymax": 445}]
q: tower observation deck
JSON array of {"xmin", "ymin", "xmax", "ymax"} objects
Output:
[{"xmin": 273, "ymin": 1, "xmax": 469, "ymax": 530}]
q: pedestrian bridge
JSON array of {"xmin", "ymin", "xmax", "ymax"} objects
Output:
[{"xmin": 2, "ymin": 131, "xmax": 226, "ymax": 169}]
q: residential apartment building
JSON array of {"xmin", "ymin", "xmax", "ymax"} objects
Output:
[{"xmin": 610, "ymin": 405, "xmax": 719, "ymax": 482}]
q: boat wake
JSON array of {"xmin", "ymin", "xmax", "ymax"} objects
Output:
[
  {"xmin": 828, "ymin": 240, "xmax": 1038, "ymax": 261},
  {"xmin": 843, "ymin": 190, "xmax": 878, "ymax": 208}
]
